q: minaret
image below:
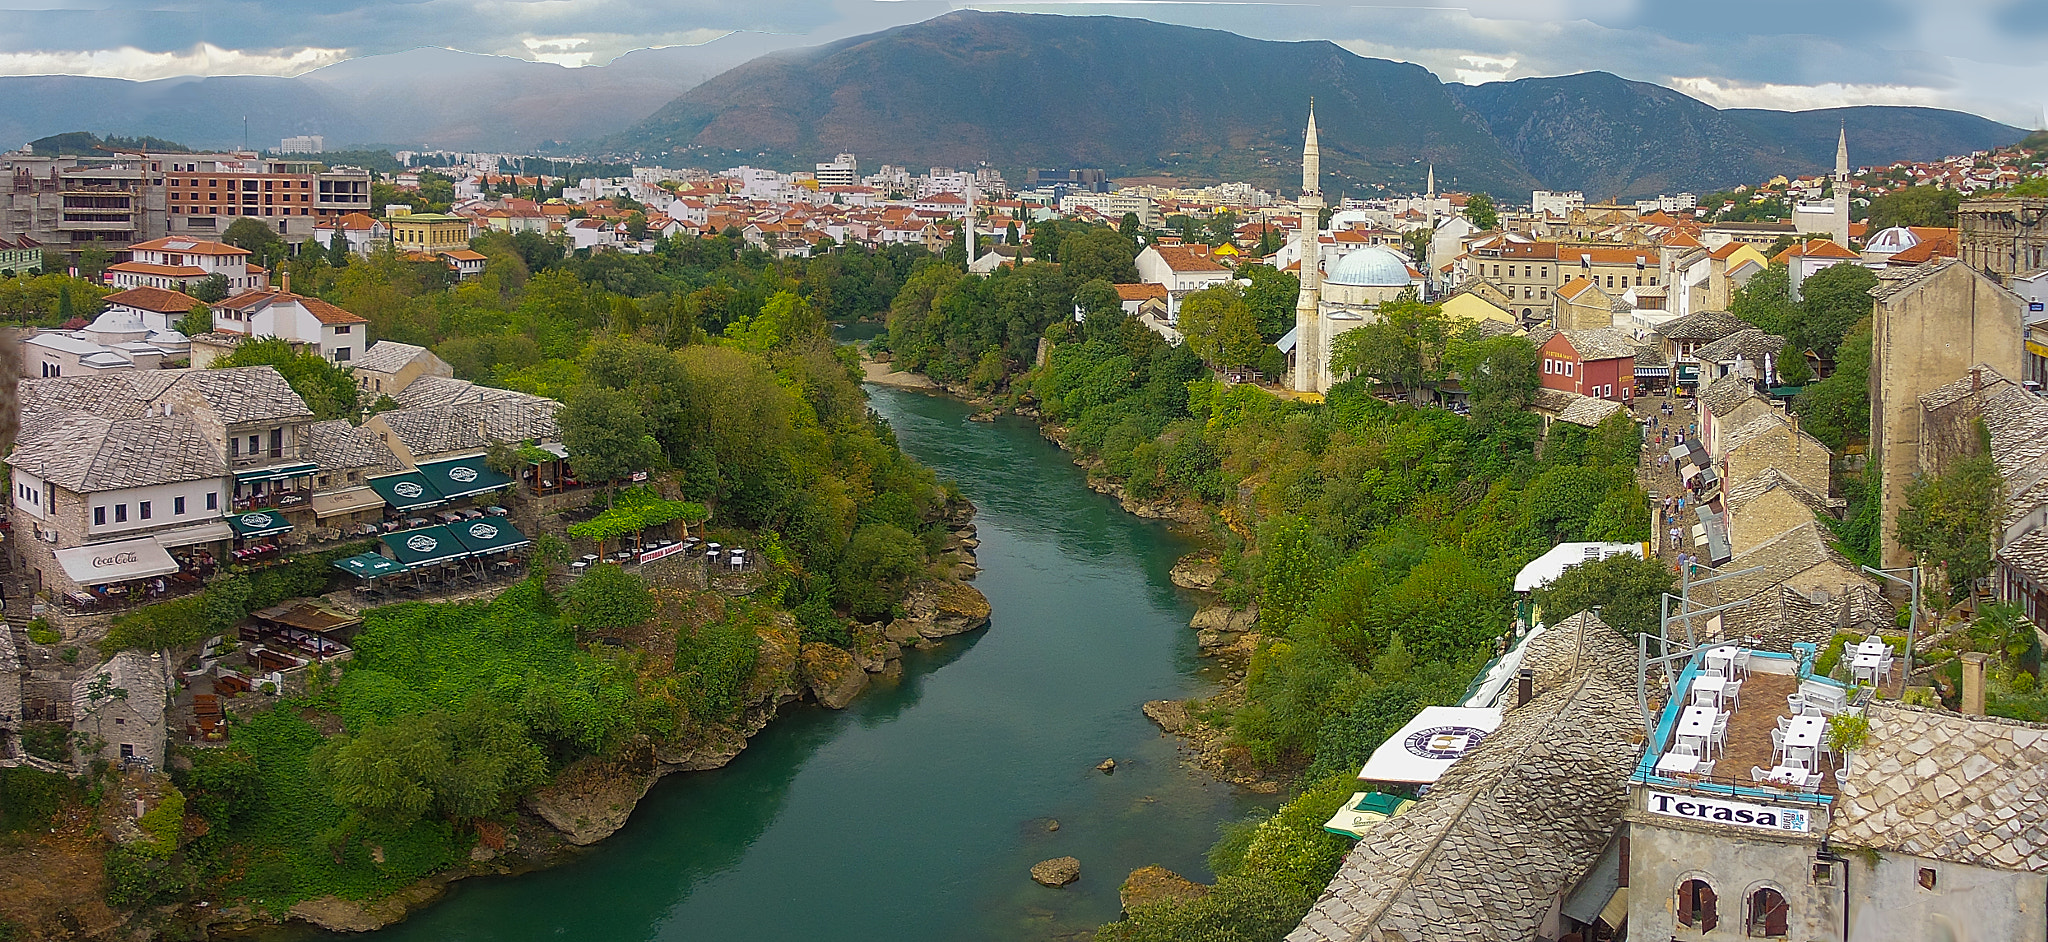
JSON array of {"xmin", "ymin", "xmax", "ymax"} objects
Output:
[
  {"xmin": 1832, "ymin": 124, "xmax": 1852, "ymax": 250},
  {"xmin": 1293, "ymin": 101, "xmax": 1326, "ymax": 394}
]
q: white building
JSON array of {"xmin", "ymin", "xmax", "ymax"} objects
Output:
[
  {"xmin": 209, "ymin": 282, "xmax": 369, "ymax": 365},
  {"xmin": 278, "ymin": 135, "xmax": 325, "ymax": 154},
  {"xmin": 815, "ymin": 154, "xmax": 858, "ymax": 188},
  {"xmin": 1533, "ymin": 190, "xmax": 1586, "ymax": 218},
  {"xmin": 106, "ymin": 238, "xmax": 269, "ymax": 294}
]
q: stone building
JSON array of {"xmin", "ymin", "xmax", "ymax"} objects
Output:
[
  {"xmin": 351, "ymin": 340, "xmax": 453, "ymax": 399},
  {"xmin": 1723, "ymin": 468, "xmax": 1840, "ymax": 557},
  {"xmin": 1695, "ymin": 373, "xmax": 1774, "ymax": 461},
  {"xmin": 1690, "ymin": 328, "xmax": 1785, "ymax": 388},
  {"xmin": 1719, "ymin": 413, "xmax": 1830, "ymax": 502},
  {"xmin": 70, "ymin": 650, "xmax": 170, "ymax": 769},
  {"xmin": 0, "ymin": 625, "xmax": 20, "ymax": 760},
  {"xmin": 1870, "ymin": 260, "xmax": 2026, "ymax": 567},
  {"xmin": 1957, "ymin": 196, "xmax": 2048, "ymax": 279},
  {"xmin": 1287, "ymin": 612, "xmax": 1643, "ymax": 942}
]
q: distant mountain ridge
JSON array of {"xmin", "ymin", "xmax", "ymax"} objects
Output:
[
  {"xmin": 605, "ymin": 12, "xmax": 2026, "ymax": 198},
  {"xmin": 0, "ymin": 11, "xmax": 2026, "ymax": 197}
]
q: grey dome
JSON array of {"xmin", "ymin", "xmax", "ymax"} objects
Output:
[{"xmin": 1326, "ymin": 246, "xmax": 1412, "ymax": 287}]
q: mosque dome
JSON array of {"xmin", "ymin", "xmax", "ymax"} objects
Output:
[{"xmin": 1325, "ymin": 246, "xmax": 1413, "ymax": 287}]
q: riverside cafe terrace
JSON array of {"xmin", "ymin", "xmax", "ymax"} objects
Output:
[
  {"xmin": 1323, "ymin": 705, "xmax": 1503, "ymax": 838},
  {"xmin": 335, "ymin": 517, "xmax": 533, "ymax": 598},
  {"xmin": 1632, "ymin": 641, "xmax": 1863, "ymax": 830},
  {"xmin": 365, "ymin": 453, "xmax": 516, "ymax": 519}
]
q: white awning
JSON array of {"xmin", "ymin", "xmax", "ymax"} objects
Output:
[
  {"xmin": 312, "ymin": 487, "xmax": 385, "ymax": 518},
  {"xmin": 150, "ymin": 520, "xmax": 233, "ymax": 548},
  {"xmin": 54, "ymin": 538, "xmax": 181, "ymax": 585},
  {"xmin": 1512, "ymin": 542, "xmax": 1646, "ymax": 593},
  {"xmin": 1358, "ymin": 706, "xmax": 1504, "ymax": 785}
]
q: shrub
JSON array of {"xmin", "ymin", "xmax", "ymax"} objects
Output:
[
  {"xmin": 20, "ymin": 721, "xmax": 71, "ymax": 764},
  {"xmin": 0, "ymin": 766, "xmax": 77, "ymax": 834},
  {"xmin": 674, "ymin": 617, "xmax": 762, "ymax": 724},
  {"xmin": 25, "ymin": 619, "xmax": 58, "ymax": 645},
  {"xmin": 563, "ymin": 562, "xmax": 655, "ymax": 633}
]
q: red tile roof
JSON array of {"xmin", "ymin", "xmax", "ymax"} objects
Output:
[
  {"xmin": 102, "ymin": 285, "xmax": 203, "ymax": 314},
  {"xmin": 126, "ymin": 237, "xmax": 249, "ymax": 257}
]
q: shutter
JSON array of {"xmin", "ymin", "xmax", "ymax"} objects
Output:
[
  {"xmin": 1764, "ymin": 890, "xmax": 1788, "ymax": 936},
  {"xmin": 1699, "ymin": 882, "xmax": 1719, "ymax": 932}
]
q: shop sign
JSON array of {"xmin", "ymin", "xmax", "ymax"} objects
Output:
[{"xmin": 1647, "ymin": 791, "xmax": 1809, "ymax": 833}]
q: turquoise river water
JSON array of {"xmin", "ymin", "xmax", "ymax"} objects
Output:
[{"xmin": 329, "ymin": 382, "xmax": 1270, "ymax": 941}]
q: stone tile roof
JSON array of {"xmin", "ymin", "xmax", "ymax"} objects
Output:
[
  {"xmin": 1692, "ymin": 327, "xmax": 1786, "ymax": 364},
  {"xmin": 1997, "ymin": 528, "xmax": 2048, "ymax": 585},
  {"xmin": 71, "ymin": 651, "xmax": 169, "ymax": 722},
  {"xmin": 1870, "ymin": 257, "xmax": 1956, "ymax": 302},
  {"xmin": 1633, "ymin": 344, "xmax": 1668, "ymax": 368},
  {"xmin": 1559, "ymin": 327, "xmax": 1640, "ymax": 361},
  {"xmin": 1558, "ymin": 395, "xmax": 1626, "ymax": 428},
  {"xmin": 1653, "ymin": 309, "xmax": 1749, "ymax": 343},
  {"xmin": 1517, "ymin": 611, "xmax": 1639, "ymax": 697},
  {"xmin": 1286, "ymin": 671, "xmax": 1640, "ymax": 942},
  {"xmin": 1475, "ymin": 319, "xmax": 1523, "ymax": 339},
  {"xmin": 1716, "ymin": 582, "xmax": 1893, "ymax": 652},
  {"xmin": 307, "ymin": 419, "xmax": 401, "ymax": 474},
  {"xmin": 1727, "ymin": 467, "xmax": 1839, "ymax": 521},
  {"xmin": 1696, "ymin": 372, "xmax": 1766, "ymax": 418},
  {"xmin": 379, "ymin": 394, "xmax": 559, "ymax": 459},
  {"xmin": 19, "ymin": 372, "xmax": 182, "ymax": 423},
  {"xmin": 1689, "ymin": 521, "xmax": 1874, "ymax": 611},
  {"xmin": 1722, "ymin": 412, "xmax": 1828, "ymax": 458},
  {"xmin": 167, "ymin": 367, "xmax": 314, "ymax": 425},
  {"xmin": 354, "ymin": 341, "xmax": 432, "ymax": 375},
  {"xmin": 1831, "ymin": 703, "xmax": 2048, "ymax": 873},
  {"xmin": 7, "ymin": 413, "xmax": 225, "ymax": 491}
]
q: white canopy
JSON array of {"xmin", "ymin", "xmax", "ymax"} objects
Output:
[
  {"xmin": 150, "ymin": 520, "xmax": 234, "ymax": 548},
  {"xmin": 1512, "ymin": 542, "xmax": 1645, "ymax": 593},
  {"xmin": 54, "ymin": 537, "xmax": 181, "ymax": 585},
  {"xmin": 1358, "ymin": 706, "xmax": 1504, "ymax": 785}
]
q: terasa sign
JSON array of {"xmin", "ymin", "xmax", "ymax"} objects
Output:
[{"xmin": 1647, "ymin": 791, "xmax": 1810, "ymax": 833}]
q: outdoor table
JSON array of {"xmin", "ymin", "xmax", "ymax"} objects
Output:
[
  {"xmin": 1655, "ymin": 752, "xmax": 1701, "ymax": 775},
  {"xmin": 1704, "ymin": 645, "xmax": 1739, "ymax": 677},
  {"xmin": 486, "ymin": 506, "xmax": 509, "ymax": 517},
  {"xmin": 1850, "ymin": 651, "xmax": 1886, "ymax": 684},
  {"xmin": 1763, "ymin": 765, "xmax": 1808, "ymax": 786},
  {"xmin": 405, "ymin": 517, "xmax": 429, "ymax": 529},
  {"xmin": 1673, "ymin": 704, "xmax": 1716, "ymax": 753},
  {"xmin": 1783, "ymin": 715, "xmax": 1825, "ymax": 766},
  {"xmin": 580, "ymin": 554, "xmax": 600, "ymax": 564},
  {"xmin": 571, "ymin": 561, "xmax": 588, "ymax": 573},
  {"xmin": 1690, "ymin": 675, "xmax": 1728, "ymax": 708},
  {"xmin": 1856, "ymin": 638, "xmax": 1890, "ymax": 657}
]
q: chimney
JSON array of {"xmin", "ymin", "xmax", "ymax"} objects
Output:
[
  {"xmin": 1517, "ymin": 668, "xmax": 1535, "ymax": 708},
  {"xmin": 1961, "ymin": 653, "xmax": 1988, "ymax": 716},
  {"xmin": 280, "ymin": 270, "xmax": 291, "ymax": 295},
  {"xmin": 1972, "ymin": 368, "xmax": 1982, "ymax": 392}
]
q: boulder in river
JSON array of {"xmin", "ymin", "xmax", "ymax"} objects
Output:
[
  {"xmin": 1096, "ymin": 758, "xmax": 1116, "ymax": 774},
  {"xmin": 1031, "ymin": 857, "xmax": 1082, "ymax": 887},
  {"xmin": 1120, "ymin": 866, "xmax": 1210, "ymax": 912},
  {"xmin": 1189, "ymin": 603, "xmax": 1256, "ymax": 633}
]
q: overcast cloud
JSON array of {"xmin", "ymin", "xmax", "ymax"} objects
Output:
[{"xmin": 0, "ymin": 0, "xmax": 2041, "ymax": 126}]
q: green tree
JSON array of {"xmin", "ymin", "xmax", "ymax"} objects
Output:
[
  {"xmin": 559, "ymin": 385, "xmax": 662, "ymax": 492},
  {"xmin": 175, "ymin": 302, "xmax": 212, "ymax": 337},
  {"xmin": 1058, "ymin": 226, "xmax": 1139, "ymax": 284},
  {"xmin": 55, "ymin": 283, "xmax": 73, "ymax": 322},
  {"xmin": 1240, "ymin": 264, "xmax": 1300, "ymax": 339},
  {"xmin": 1529, "ymin": 553, "xmax": 1675, "ymax": 638},
  {"xmin": 1448, "ymin": 333, "xmax": 1539, "ymax": 430},
  {"xmin": 1259, "ymin": 516, "xmax": 1331, "ymax": 634},
  {"xmin": 1118, "ymin": 213, "xmax": 1141, "ymax": 240},
  {"xmin": 222, "ymin": 217, "xmax": 286, "ymax": 270},
  {"xmin": 1897, "ymin": 442, "xmax": 2004, "ymax": 600},
  {"xmin": 1865, "ymin": 185, "xmax": 1962, "ymax": 230},
  {"xmin": 214, "ymin": 336, "xmax": 359, "ymax": 420},
  {"xmin": 1030, "ymin": 220, "xmax": 1064, "ymax": 262},
  {"xmin": 1777, "ymin": 338, "xmax": 1812, "ymax": 386},
  {"xmin": 564, "ymin": 562, "xmax": 655, "ymax": 633},
  {"xmin": 1177, "ymin": 284, "xmax": 1256, "ymax": 369},
  {"xmin": 1792, "ymin": 317, "xmax": 1871, "ymax": 448},
  {"xmin": 1793, "ymin": 262, "xmax": 1879, "ymax": 358},
  {"xmin": 1730, "ymin": 263, "xmax": 1794, "ymax": 336},
  {"xmin": 326, "ymin": 229, "xmax": 351, "ymax": 269},
  {"xmin": 1073, "ymin": 279, "xmax": 1124, "ymax": 333},
  {"xmin": 1329, "ymin": 295, "xmax": 1456, "ymax": 403},
  {"xmin": 1463, "ymin": 193, "xmax": 1499, "ymax": 231},
  {"xmin": 77, "ymin": 245, "xmax": 112, "ymax": 282},
  {"xmin": 189, "ymin": 272, "xmax": 231, "ymax": 303}
]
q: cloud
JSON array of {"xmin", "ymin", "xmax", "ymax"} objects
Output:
[
  {"xmin": 0, "ymin": 42, "xmax": 348, "ymax": 79},
  {"xmin": 1667, "ymin": 77, "xmax": 1952, "ymax": 112}
]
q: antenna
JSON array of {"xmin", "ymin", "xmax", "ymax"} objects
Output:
[{"xmin": 243, "ymin": 116, "xmax": 249, "ymax": 153}]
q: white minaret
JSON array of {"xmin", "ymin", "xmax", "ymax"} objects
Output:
[
  {"xmin": 1293, "ymin": 100, "xmax": 1326, "ymax": 394},
  {"xmin": 1832, "ymin": 124, "xmax": 1852, "ymax": 250}
]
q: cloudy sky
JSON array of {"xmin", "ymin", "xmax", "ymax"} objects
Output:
[{"xmin": 3, "ymin": 0, "xmax": 2043, "ymax": 125}]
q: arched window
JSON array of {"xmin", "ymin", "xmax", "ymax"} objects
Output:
[
  {"xmin": 1677, "ymin": 878, "xmax": 1719, "ymax": 930},
  {"xmin": 1747, "ymin": 887, "xmax": 1788, "ymax": 936}
]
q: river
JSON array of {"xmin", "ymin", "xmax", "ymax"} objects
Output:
[{"xmin": 331, "ymin": 383, "xmax": 1270, "ymax": 941}]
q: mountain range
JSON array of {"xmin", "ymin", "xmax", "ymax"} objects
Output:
[{"xmin": 1, "ymin": 11, "xmax": 2028, "ymax": 198}]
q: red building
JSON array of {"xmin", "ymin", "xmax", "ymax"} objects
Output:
[{"xmin": 1539, "ymin": 328, "xmax": 1639, "ymax": 401}]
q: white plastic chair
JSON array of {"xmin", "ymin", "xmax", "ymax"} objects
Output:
[
  {"xmin": 1776, "ymin": 716, "xmax": 1793, "ymax": 733},
  {"xmin": 1750, "ymin": 766, "xmax": 1770, "ymax": 783},
  {"xmin": 1693, "ymin": 686, "xmax": 1722, "ymax": 709},
  {"xmin": 1711, "ymin": 714, "xmax": 1729, "ymax": 756},
  {"xmin": 1770, "ymin": 727, "xmax": 1786, "ymax": 761},
  {"xmin": 1695, "ymin": 758, "xmax": 1716, "ymax": 777},
  {"xmin": 1723, "ymin": 679, "xmax": 1743, "ymax": 709},
  {"xmin": 1733, "ymin": 649, "xmax": 1752, "ymax": 679}
]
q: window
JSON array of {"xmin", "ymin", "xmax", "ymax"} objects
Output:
[
  {"xmin": 174, "ymin": 495, "xmax": 186, "ymax": 515},
  {"xmin": 269, "ymin": 428, "xmax": 283, "ymax": 458},
  {"xmin": 1918, "ymin": 868, "xmax": 1937, "ymax": 890},
  {"xmin": 248, "ymin": 435, "xmax": 260, "ymax": 456},
  {"xmin": 94, "ymin": 507, "xmax": 106, "ymax": 526},
  {"xmin": 206, "ymin": 492, "xmax": 218, "ymax": 511},
  {"xmin": 1746, "ymin": 887, "xmax": 1788, "ymax": 937},
  {"xmin": 1677, "ymin": 879, "xmax": 1718, "ymax": 930},
  {"xmin": 334, "ymin": 347, "xmax": 351, "ymax": 361},
  {"xmin": 114, "ymin": 504, "xmax": 127, "ymax": 523},
  {"xmin": 334, "ymin": 325, "xmax": 351, "ymax": 334},
  {"xmin": 139, "ymin": 501, "xmax": 151, "ymax": 520}
]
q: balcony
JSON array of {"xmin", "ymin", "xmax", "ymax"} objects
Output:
[{"xmin": 234, "ymin": 488, "xmax": 312, "ymax": 513}]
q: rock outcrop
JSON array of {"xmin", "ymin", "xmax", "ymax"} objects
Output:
[
  {"xmin": 1031, "ymin": 856, "xmax": 1082, "ymax": 887},
  {"xmin": 887, "ymin": 579, "xmax": 992, "ymax": 643},
  {"xmin": 523, "ymin": 744, "xmax": 662, "ymax": 846},
  {"xmin": 1120, "ymin": 866, "xmax": 1210, "ymax": 912},
  {"xmin": 800, "ymin": 642, "xmax": 870, "ymax": 709},
  {"xmin": 1169, "ymin": 555, "xmax": 1223, "ymax": 591}
]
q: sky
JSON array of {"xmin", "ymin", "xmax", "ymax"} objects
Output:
[{"xmin": 1, "ymin": 0, "xmax": 2043, "ymax": 126}]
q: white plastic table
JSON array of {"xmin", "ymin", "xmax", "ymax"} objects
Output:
[
  {"xmin": 1691, "ymin": 676, "xmax": 1728, "ymax": 707},
  {"xmin": 1673, "ymin": 705, "xmax": 1717, "ymax": 755},
  {"xmin": 1783, "ymin": 715, "xmax": 1825, "ymax": 766},
  {"xmin": 1850, "ymin": 651, "xmax": 1886, "ymax": 684},
  {"xmin": 1704, "ymin": 646, "xmax": 1739, "ymax": 677},
  {"xmin": 1656, "ymin": 752, "xmax": 1701, "ymax": 775}
]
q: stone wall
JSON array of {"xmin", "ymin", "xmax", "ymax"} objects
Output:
[
  {"xmin": 1625, "ymin": 795, "xmax": 1841, "ymax": 941},
  {"xmin": 1872, "ymin": 263, "xmax": 2025, "ymax": 567}
]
